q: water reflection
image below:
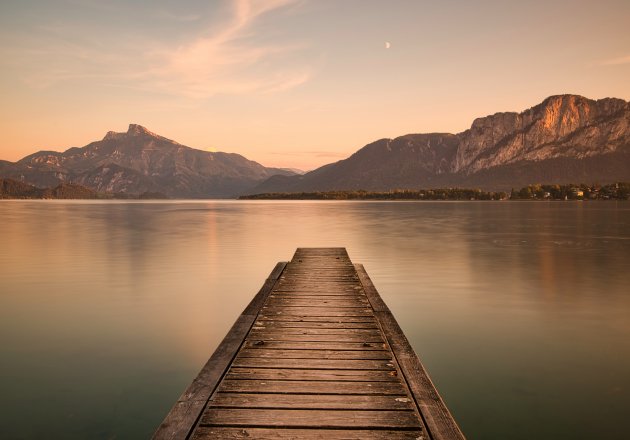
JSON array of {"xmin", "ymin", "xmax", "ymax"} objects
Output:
[{"xmin": 0, "ymin": 200, "xmax": 629, "ymax": 439}]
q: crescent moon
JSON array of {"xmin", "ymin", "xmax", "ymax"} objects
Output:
[{"xmin": 385, "ymin": 42, "xmax": 391, "ymax": 49}]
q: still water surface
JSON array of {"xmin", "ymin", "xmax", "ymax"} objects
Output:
[{"xmin": 1, "ymin": 200, "xmax": 629, "ymax": 439}]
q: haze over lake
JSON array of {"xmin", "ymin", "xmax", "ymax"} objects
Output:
[{"xmin": 1, "ymin": 200, "xmax": 629, "ymax": 439}]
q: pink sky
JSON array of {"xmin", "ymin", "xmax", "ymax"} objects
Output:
[{"xmin": 1, "ymin": 0, "xmax": 629, "ymax": 170}]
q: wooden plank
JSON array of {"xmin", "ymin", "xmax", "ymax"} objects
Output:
[
  {"xmin": 263, "ymin": 304, "xmax": 370, "ymax": 310},
  {"xmin": 247, "ymin": 333, "xmax": 384, "ymax": 343},
  {"xmin": 276, "ymin": 280, "xmax": 358, "ymax": 283},
  {"xmin": 208, "ymin": 393, "xmax": 415, "ymax": 410},
  {"xmin": 198, "ymin": 408, "xmax": 421, "ymax": 429},
  {"xmin": 242, "ymin": 340, "xmax": 387, "ymax": 350},
  {"xmin": 253, "ymin": 321, "xmax": 379, "ymax": 329},
  {"xmin": 278, "ymin": 275, "xmax": 359, "ymax": 278},
  {"xmin": 218, "ymin": 379, "xmax": 408, "ymax": 395},
  {"xmin": 268, "ymin": 295, "xmax": 366, "ymax": 300},
  {"xmin": 152, "ymin": 262, "xmax": 287, "ymax": 440},
  {"xmin": 277, "ymin": 272, "xmax": 357, "ymax": 276},
  {"xmin": 265, "ymin": 299, "xmax": 369, "ymax": 307},
  {"xmin": 268, "ymin": 292, "xmax": 364, "ymax": 296},
  {"xmin": 280, "ymin": 273, "xmax": 357, "ymax": 275},
  {"xmin": 270, "ymin": 290, "xmax": 362, "ymax": 294},
  {"xmin": 261, "ymin": 307, "xmax": 373, "ymax": 316},
  {"xmin": 355, "ymin": 264, "xmax": 465, "ymax": 440},
  {"xmin": 232, "ymin": 358, "xmax": 395, "ymax": 370},
  {"xmin": 278, "ymin": 274, "xmax": 357, "ymax": 277},
  {"xmin": 277, "ymin": 277, "xmax": 358, "ymax": 281},
  {"xmin": 237, "ymin": 349, "xmax": 392, "ymax": 360},
  {"xmin": 264, "ymin": 303, "xmax": 369, "ymax": 308},
  {"xmin": 272, "ymin": 284, "xmax": 361, "ymax": 288},
  {"xmin": 249, "ymin": 328, "xmax": 382, "ymax": 336},
  {"xmin": 272, "ymin": 288, "xmax": 362, "ymax": 294},
  {"xmin": 276, "ymin": 280, "xmax": 359, "ymax": 284},
  {"xmin": 192, "ymin": 427, "xmax": 425, "ymax": 439},
  {"xmin": 277, "ymin": 277, "xmax": 357, "ymax": 280},
  {"xmin": 257, "ymin": 315, "xmax": 377, "ymax": 323},
  {"xmin": 226, "ymin": 367, "xmax": 400, "ymax": 382},
  {"xmin": 274, "ymin": 288, "xmax": 360, "ymax": 291}
]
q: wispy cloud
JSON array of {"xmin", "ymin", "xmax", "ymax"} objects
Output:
[
  {"xmin": 3, "ymin": 0, "xmax": 314, "ymax": 98},
  {"xmin": 146, "ymin": 0, "xmax": 313, "ymax": 97},
  {"xmin": 599, "ymin": 55, "xmax": 630, "ymax": 66}
]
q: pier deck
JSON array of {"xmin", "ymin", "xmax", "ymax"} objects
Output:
[{"xmin": 154, "ymin": 248, "xmax": 464, "ymax": 439}]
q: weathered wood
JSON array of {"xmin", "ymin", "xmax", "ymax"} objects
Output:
[
  {"xmin": 257, "ymin": 315, "xmax": 377, "ymax": 323},
  {"xmin": 158, "ymin": 248, "xmax": 463, "ymax": 440},
  {"xmin": 250, "ymin": 327, "xmax": 381, "ymax": 336},
  {"xmin": 277, "ymin": 275, "xmax": 358, "ymax": 279},
  {"xmin": 253, "ymin": 321, "xmax": 379, "ymax": 329},
  {"xmin": 242, "ymin": 340, "xmax": 388, "ymax": 350},
  {"xmin": 272, "ymin": 289, "xmax": 362, "ymax": 294},
  {"xmin": 231, "ymin": 357, "xmax": 395, "ymax": 370},
  {"xmin": 199, "ymin": 408, "xmax": 421, "ymax": 429},
  {"xmin": 208, "ymin": 393, "xmax": 414, "ymax": 410},
  {"xmin": 264, "ymin": 299, "xmax": 369, "ymax": 307},
  {"xmin": 265, "ymin": 297, "xmax": 364, "ymax": 302},
  {"xmin": 237, "ymin": 348, "xmax": 392, "ymax": 360},
  {"xmin": 218, "ymin": 379, "xmax": 408, "ymax": 395},
  {"xmin": 248, "ymin": 333, "xmax": 382, "ymax": 342},
  {"xmin": 193, "ymin": 427, "xmax": 426, "ymax": 439},
  {"xmin": 261, "ymin": 307, "xmax": 373, "ymax": 316},
  {"xmin": 226, "ymin": 367, "xmax": 400, "ymax": 382},
  {"xmin": 247, "ymin": 332, "xmax": 384, "ymax": 343},
  {"xmin": 275, "ymin": 285, "xmax": 358, "ymax": 288}
]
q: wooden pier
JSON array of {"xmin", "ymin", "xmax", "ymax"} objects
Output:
[{"xmin": 154, "ymin": 248, "xmax": 464, "ymax": 439}]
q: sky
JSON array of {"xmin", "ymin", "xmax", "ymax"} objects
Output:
[{"xmin": 1, "ymin": 0, "xmax": 629, "ymax": 170}]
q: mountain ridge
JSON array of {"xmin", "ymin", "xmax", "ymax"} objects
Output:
[
  {"xmin": 1, "ymin": 124, "xmax": 295, "ymax": 198},
  {"xmin": 2, "ymin": 94, "xmax": 629, "ymax": 197},
  {"xmin": 250, "ymin": 94, "xmax": 630, "ymax": 194}
]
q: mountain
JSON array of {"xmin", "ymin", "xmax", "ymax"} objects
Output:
[
  {"xmin": 0, "ymin": 124, "xmax": 295, "ymax": 198},
  {"xmin": 250, "ymin": 95, "xmax": 630, "ymax": 193},
  {"xmin": 277, "ymin": 167, "xmax": 306, "ymax": 175}
]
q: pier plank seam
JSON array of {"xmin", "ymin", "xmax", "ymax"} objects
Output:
[{"xmin": 154, "ymin": 248, "xmax": 464, "ymax": 440}]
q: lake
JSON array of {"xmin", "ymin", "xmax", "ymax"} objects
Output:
[{"xmin": 1, "ymin": 200, "xmax": 629, "ymax": 439}]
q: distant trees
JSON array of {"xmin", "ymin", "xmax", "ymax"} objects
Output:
[
  {"xmin": 240, "ymin": 183, "xmax": 630, "ymax": 201},
  {"xmin": 240, "ymin": 188, "xmax": 507, "ymax": 201},
  {"xmin": 0, "ymin": 177, "xmax": 170, "ymax": 199},
  {"xmin": 0, "ymin": 178, "xmax": 98, "ymax": 199},
  {"xmin": 509, "ymin": 182, "xmax": 630, "ymax": 200}
]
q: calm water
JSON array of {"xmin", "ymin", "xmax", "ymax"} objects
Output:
[{"xmin": 1, "ymin": 200, "xmax": 629, "ymax": 439}]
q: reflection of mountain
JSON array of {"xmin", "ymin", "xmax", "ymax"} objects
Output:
[
  {"xmin": 251, "ymin": 95, "xmax": 630, "ymax": 193},
  {"xmin": 0, "ymin": 178, "xmax": 98, "ymax": 199},
  {"xmin": 0, "ymin": 124, "xmax": 295, "ymax": 198}
]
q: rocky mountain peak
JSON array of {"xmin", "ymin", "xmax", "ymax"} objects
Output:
[
  {"xmin": 533, "ymin": 94, "xmax": 594, "ymax": 135},
  {"xmin": 103, "ymin": 130, "xmax": 123, "ymax": 141},
  {"xmin": 532, "ymin": 94, "xmax": 628, "ymax": 127},
  {"xmin": 127, "ymin": 124, "xmax": 156, "ymax": 136},
  {"xmin": 452, "ymin": 94, "xmax": 630, "ymax": 173},
  {"xmin": 250, "ymin": 94, "xmax": 630, "ymax": 194},
  {"xmin": 102, "ymin": 124, "xmax": 177, "ymax": 144},
  {"xmin": 2, "ymin": 124, "xmax": 297, "ymax": 198}
]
